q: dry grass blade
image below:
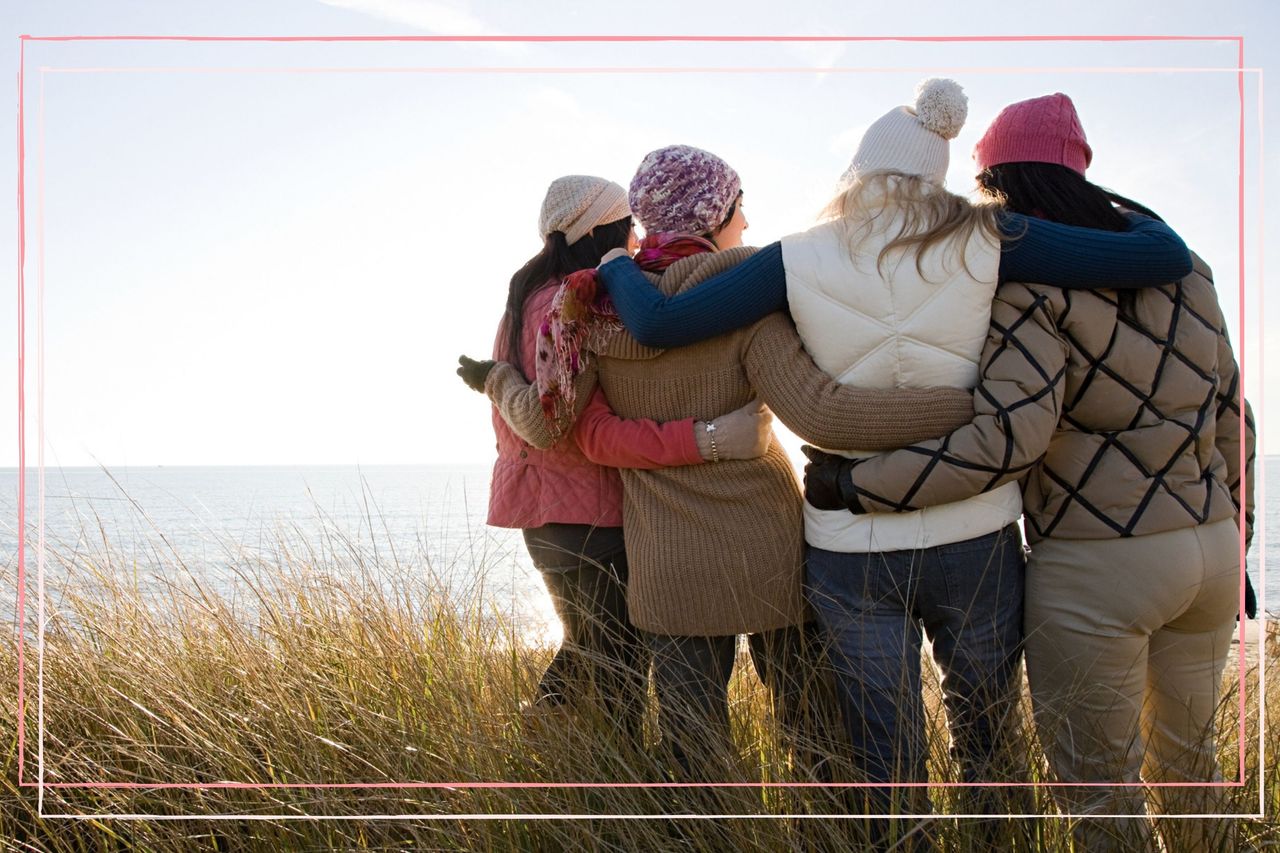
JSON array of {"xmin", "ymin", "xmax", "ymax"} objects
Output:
[{"xmin": 0, "ymin": 485, "xmax": 1274, "ymax": 851}]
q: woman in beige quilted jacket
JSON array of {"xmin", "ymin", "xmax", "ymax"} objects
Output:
[{"xmin": 805, "ymin": 93, "xmax": 1255, "ymax": 853}]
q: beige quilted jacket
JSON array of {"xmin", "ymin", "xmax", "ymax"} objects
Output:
[{"xmin": 839, "ymin": 254, "xmax": 1256, "ymax": 546}]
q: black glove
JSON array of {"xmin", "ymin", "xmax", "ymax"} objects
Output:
[
  {"xmin": 457, "ymin": 355, "xmax": 497, "ymax": 393},
  {"xmin": 801, "ymin": 445, "xmax": 865, "ymax": 513},
  {"xmin": 1242, "ymin": 572, "xmax": 1257, "ymax": 621}
]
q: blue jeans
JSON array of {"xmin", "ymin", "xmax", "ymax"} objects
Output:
[{"xmin": 805, "ymin": 524, "xmax": 1026, "ymax": 812}]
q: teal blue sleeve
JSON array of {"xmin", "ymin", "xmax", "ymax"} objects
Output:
[
  {"xmin": 999, "ymin": 212, "xmax": 1192, "ymax": 287},
  {"xmin": 599, "ymin": 214, "xmax": 1190, "ymax": 350},
  {"xmin": 596, "ymin": 242, "xmax": 787, "ymax": 348}
]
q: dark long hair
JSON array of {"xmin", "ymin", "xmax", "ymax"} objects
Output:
[
  {"xmin": 977, "ymin": 161, "xmax": 1162, "ymax": 229},
  {"xmin": 502, "ymin": 217, "xmax": 632, "ymax": 373},
  {"xmin": 978, "ymin": 161, "xmax": 1165, "ymax": 313}
]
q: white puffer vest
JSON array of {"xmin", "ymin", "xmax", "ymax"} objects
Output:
[{"xmin": 781, "ymin": 210, "xmax": 1022, "ymax": 553}]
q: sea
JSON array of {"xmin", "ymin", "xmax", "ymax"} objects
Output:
[
  {"xmin": 0, "ymin": 464, "xmax": 563, "ymax": 644},
  {"xmin": 1, "ymin": 459, "xmax": 1275, "ymax": 645}
]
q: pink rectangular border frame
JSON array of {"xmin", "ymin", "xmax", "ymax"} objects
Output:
[{"xmin": 13, "ymin": 33, "xmax": 1263, "ymax": 819}]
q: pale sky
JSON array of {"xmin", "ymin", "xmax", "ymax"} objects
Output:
[{"xmin": 0, "ymin": 0, "xmax": 1275, "ymax": 467}]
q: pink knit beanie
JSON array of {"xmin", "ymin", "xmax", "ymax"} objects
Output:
[
  {"xmin": 628, "ymin": 145, "xmax": 741, "ymax": 235},
  {"xmin": 973, "ymin": 93, "xmax": 1093, "ymax": 176}
]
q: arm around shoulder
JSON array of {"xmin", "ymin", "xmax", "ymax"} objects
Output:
[
  {"xmin": 484, "ymin": 362, "xmax": 560, "ymax": 449},
  {"xmin": 999, "ymin": 212, "xmax": 1192, "ymax": 288},
  {"xmin": 741, "ymin": 312, "xmax": 975, "ymax": 451},
  {"xmin": 597, "ymin": 243, "xmax": 788, "ymax": 348},
  {"xmin": 572, "ymin": 387, "xmax": 704, "ymax": 469},
  {"xmin": 841, "ymin": 282, "xmax": 1070, "ymax": 512},
  {"xmin": 484, "ymin": 360, "xmax": 599, "ymax": 450}
]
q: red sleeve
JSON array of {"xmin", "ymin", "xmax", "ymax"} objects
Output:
[{"xmin": 571, "ymin": 388, "xmax": 704, "ymax": 469}]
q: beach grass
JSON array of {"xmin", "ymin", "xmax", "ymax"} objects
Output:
[{"xmin": 0, "ymin": 516, "xmax": 1276, "ymax": 852}]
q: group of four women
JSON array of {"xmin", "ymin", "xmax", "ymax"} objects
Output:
[{"xmin": 457, "ymin": 79, "xmax": 1254, "ymax": 852}]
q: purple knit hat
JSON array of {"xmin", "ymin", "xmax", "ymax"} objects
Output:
[
  {"xmin": 973, "ymin": 92, "xmax": 1093, "ymax": 176},
  {"xmin": 628, "ymin": 145, "xmax": 741, "ymax": 235}
]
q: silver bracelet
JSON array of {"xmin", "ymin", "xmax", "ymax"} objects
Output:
[{"xmin": 705, "ymin": 420, "xmax": 720, "ymax": 463}]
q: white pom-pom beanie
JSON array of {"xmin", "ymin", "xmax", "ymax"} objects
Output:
[{"xmin": 841, "ymin": 78, "xmax": 969, "ymax": 186}]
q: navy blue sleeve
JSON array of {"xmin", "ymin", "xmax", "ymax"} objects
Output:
[
  {"xmin": 596, "ymin": 241, "xmax": 788, "ymax": 348},
  {"xmin": 998, "ymin": 211, "xmax": 1193, "ymax": 288}
]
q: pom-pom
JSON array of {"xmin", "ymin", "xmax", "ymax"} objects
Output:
[{"xmin": 914, "ymin": 78, "xmax": 967, "ymax": 140}]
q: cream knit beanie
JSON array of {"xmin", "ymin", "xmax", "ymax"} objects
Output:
[
  {"xmin": 537, "ymin": 175, "xmax": 631, "ymax": 245},
  {"xmin": 842, "ymin": 78, "xmax": 969, "ymax": 186}
]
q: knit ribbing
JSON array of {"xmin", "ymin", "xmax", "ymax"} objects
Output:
[
  {"xmin": 598, "ymin": 214, "xmax": 1192, "ymax": 352},
  {"xmin": 629, "ymin": 145, "xmax": 741, "ymax": 236},
  {"xmin": 538, "ymin": 175, "xmax": 631, "ymax": 244},
  {"xmin": 595, "ymin": 247, "xmax": 975, "ymax": 636},
  {"xmin": 997, "ymin": 213, "xmax": 1191, "ymax": 286},
  {"xmin": 973, "ymin": 93, "xmax": 1093, "ymax": 176},
  {"xmin": 598, "ymin": 242, "xmax": 789, "ymax": 349},
  {"xmin": 847, "ymin": 106, "xmax": 951, "ymax": 186}
]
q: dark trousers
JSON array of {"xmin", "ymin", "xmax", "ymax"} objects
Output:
[
  {"xmin": 645, "ymin": 622, "xmax": 843, "ymax": 783},
  {"xmin": 523, "ymin": 524, "xmax": 647, "ymax": 745},
  {"xmin": 805, "ymin": 524, "xmax": 1027, "ymax": 845}
]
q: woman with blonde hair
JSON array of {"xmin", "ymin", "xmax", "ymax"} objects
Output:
[{"xmin": 806, "ymin": 92, "xmax": 1253, "ymax": 852}]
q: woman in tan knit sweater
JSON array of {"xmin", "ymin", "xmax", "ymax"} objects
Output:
[{"xmin": 469, "ymin": 145, "xmax": 977, "ymax": 781}]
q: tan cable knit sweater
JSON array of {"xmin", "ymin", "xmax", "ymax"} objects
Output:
[{"xmin": 486, "ymin": 246, "xmax": 975, "ymax": 636}]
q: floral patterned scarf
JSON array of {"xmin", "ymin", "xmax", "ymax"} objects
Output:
[{"xmin": 534, "ymin": 232, "xmax": 718, "ymax": 430}]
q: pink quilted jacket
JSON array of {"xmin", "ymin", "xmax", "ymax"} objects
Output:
[{"xmin": 486, "ymin": 283, "xmax": 698, "ymax": 529}]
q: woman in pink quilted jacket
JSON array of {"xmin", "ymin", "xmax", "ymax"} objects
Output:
[{"xmin": 456, "ymin": 175, "xmax": 771, "ymax": 749}]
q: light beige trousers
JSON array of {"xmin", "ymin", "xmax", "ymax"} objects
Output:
[{"xmin": 1024, "ymin": 517, "xmax": 1241, "ymax": 852}]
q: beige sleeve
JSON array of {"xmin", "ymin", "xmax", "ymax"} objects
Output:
[
  {"xmin": 842, "ymin": 282, "xmax": 1070, "ymax": 512},
  {"xmin": 1205, "ymin": 290, "xmax": 1256, "ymax": 549},
  {"xmin": 482, "ymin": 359, "xmax": 599, "ymax": 449},
  {"xmin": 741, "ymin": 312, "xmax": 976, "ymax": 451}
]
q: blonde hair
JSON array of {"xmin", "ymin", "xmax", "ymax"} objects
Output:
[{"xmin": 820, "ymin": 171, "xmax": 1004, "ymax": 281}]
